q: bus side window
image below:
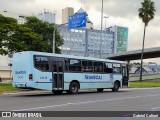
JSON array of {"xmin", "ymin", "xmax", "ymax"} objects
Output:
[
  {"xmin": 104, "ymin": 63, "xmax": 113, "ymax": 73},
  {"xmin": 113, "ymin": 63, "xmax": 121, "ymax": 74},
  {"xmin": 69, "ymin": 59, "xmax": 81, "ymax": 72},
  {"xmin": 82, "ymin": 61, "xmax": 93, "ymax": 72},
  {"xmin": 35, "ymin": 56, "xmax": 49, "ymax": 71},
  {"xmin": 94, "ymin": 62, "xmax": 103, "ymax": 72}
]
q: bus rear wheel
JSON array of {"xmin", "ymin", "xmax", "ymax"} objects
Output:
[
  {"xmin": 97, "ymin": 88, "xmax": 104, "ymax": 92},
  {"xmin": 69, "ymin": 82, "xmax": 79, "ymax": 94},
  {"xmin": 112, "ymin": 82, "xmax": 120, "ymax": 92}
]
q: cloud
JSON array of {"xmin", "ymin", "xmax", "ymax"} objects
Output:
[
  {"xmin": 0, "ymin": 0, "xmax": 36, "ymax": 15},
  {"xmin": 0, "ymin": 0, "xmax": 160, "ymax": 63},
  {"xmin": 79, "ymin": 0, "xmax": 142, "ymax": 17},
  {"xmin": 0, "ymin": 0, "xmax": 85, "ymax": 23}
]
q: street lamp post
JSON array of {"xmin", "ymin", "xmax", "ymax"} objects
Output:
[
  {"xmin": 53, "ymin": 23, "xmax": 68, "ymax": 53},
  {"xmin": 103, "ymin": 16, "xmax": 109, "ymax": 29},
  {"xmin": 100, "ymin": 0, "xmax": 104, "ymax": 58}
]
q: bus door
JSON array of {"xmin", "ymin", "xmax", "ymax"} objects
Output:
[
  {"xmin": 122, "ymin": 64, "xmax": 129, "ymax": 87},
  {"xmin": 52, "ymin": 59, "xmax": 64, "ymax": 90}
]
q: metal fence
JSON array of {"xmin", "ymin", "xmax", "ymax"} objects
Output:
[{"xmin": 130, "ymin": 73, "xmax": 160, "ymax": 81}]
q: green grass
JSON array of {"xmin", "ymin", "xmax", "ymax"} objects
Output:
[
  {"xmin": 0, "ymin": 83, "xmax": 20, "ymax": 94},
  {"xmin": 129, "ymin": 80, "xmax": 160, "ymax": 88}
]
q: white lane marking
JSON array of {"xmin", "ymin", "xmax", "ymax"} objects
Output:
[
  {"xmin": 151, "ymin": 106, "xmax": 160, "ymax": 111},
  {"xmin": 13, "ymin": 104, "xmax": 69, "ymax": 111},
  {"xmin": 13, "ymin": 93, "xmax": 160, "ymax": 111}
]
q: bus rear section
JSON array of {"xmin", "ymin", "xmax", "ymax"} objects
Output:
[{"xmin": 12, "ymin": 52, "xmax": 34, "ymax": 89}]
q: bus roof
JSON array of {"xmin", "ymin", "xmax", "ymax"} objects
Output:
[{"xmin": 16, "ymin": 51, "xmax": 127, "ymax": 64}]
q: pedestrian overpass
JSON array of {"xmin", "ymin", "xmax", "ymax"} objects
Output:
[{"xmin": 106, "ymin": 47, "xmax": 160, "ymax": 61}]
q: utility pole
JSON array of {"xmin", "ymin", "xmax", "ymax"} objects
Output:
[
  {"xmin": 100, "ymin": 0, "xmax": 104, "ymax": 58},
  {"xmin": 53, "ymin": 23, "xmax": 68, "ymax": 53}
]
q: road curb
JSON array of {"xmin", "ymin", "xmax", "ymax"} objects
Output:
[{"xmin": 3, "ymin": 91, "xmax": 52, "ymax": 96}]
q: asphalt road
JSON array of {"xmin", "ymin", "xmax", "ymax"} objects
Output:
[{"xmin": 1, "ymin": 88, "xmax": 160, "ymax": 120}]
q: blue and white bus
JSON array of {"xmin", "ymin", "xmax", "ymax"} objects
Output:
[{"xmin": 12, "ymin": 51, "xmax": 129, "ymax": 94}]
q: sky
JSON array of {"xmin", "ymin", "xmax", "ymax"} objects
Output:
[{"xmin": 0, "ymin": 0, "xmax": 160, "ymax": 63}]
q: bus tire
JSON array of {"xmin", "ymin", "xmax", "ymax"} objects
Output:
[
  {"xmin": 69, "ymin": 82, "xmax": 79, "ymax": 94},
  {"xmin": 112, "ymin": 81, "xmax": 120, "ymax": 92},
  {"xmin": 52, "ymin": 90, "xmax": 63, "ymax": 95},
  {"xmin": 97, "ymin": 88, "xmax": 104, "ymax": 92}
]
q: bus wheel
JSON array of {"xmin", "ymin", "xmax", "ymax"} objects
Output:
[
  {"xmin": 52, "ymin": 90, "xmax": 63, "ymax": 95},
  {"xmin": 69, "ymin": 82, "xmax": 79, "ymax": 94},
  {"xmin": 112, "ymin": 82, "xmax": 120, "ymax": 92},
  {"xmin": 97, "ymin": 88, "xmax": 104, "ymax": 92}
]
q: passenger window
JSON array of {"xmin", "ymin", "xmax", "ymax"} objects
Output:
[
  {"xmin": 94, "ymin": 62, "xmax": 103, "ymax": 72},
  {"xmin": 113, "ymin": 63, "xmax": 121, "ymax": 74},
  {"xmin": 35, "ymin": 56, "xmax": 49, "ymax": 71},
  {"xmin": 82, "ymin": 61, "xmax": 93, "ymax": 72},
  {"xmin": 69, "ymin": 59, "xmax": 81, "ymax": 72},
  {"xmin": 52, "ymin": 61, "xmax": 63, "ymax": 72},
  {"xmin": 104, "ymin": 63, "xmax": 113, "ymax": 73}
]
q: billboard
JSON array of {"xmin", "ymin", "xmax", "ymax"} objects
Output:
[{"xmin": 116, "ymin": 27, "xmax": 128, "ymax": 53}]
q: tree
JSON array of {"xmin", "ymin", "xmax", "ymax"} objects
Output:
[
  {"xmin": 0, "ymin": 14, "xmax": 47, "ymax": 55},
  {"xmin": 0, "ymin": 14, "xmax": 62, "ymax": 55},
  {"xmin": 24, "ymin": 16, "xmax": 64, "ymax": 53},
  {"xmin": 10, "ymin": 24, "xmax": 46, "ymax": 53},
  {"xmin": 0, "ymin": 14, "xmax": 17, "ymax": 55},
  {"xmin": 138, "ymin": 0, "xmax": 156, "ymax": 81}
]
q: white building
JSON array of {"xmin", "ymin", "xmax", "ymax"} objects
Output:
[
  {"xmin": 59, "ymin": 25, "xmax": 115, "ymax": 58},
  {"xmin": 0, "ymin": 55, "xmax": 12, "ymax": 79},
  {"xmin": 62, "ymin": 7, "xmax": 74, "ymax": 24},
  {"xmin": 59, "ymin": 9, "xmax": 128, "ymax": 58},
  {"xmin": 37, "ymin": 10, "xmax": 56, "ymax": 24}
]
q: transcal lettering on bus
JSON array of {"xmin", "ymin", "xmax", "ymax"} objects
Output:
[{"xmin": 85, "ymin": 75, "xmax": 102, "ymax": 80}]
